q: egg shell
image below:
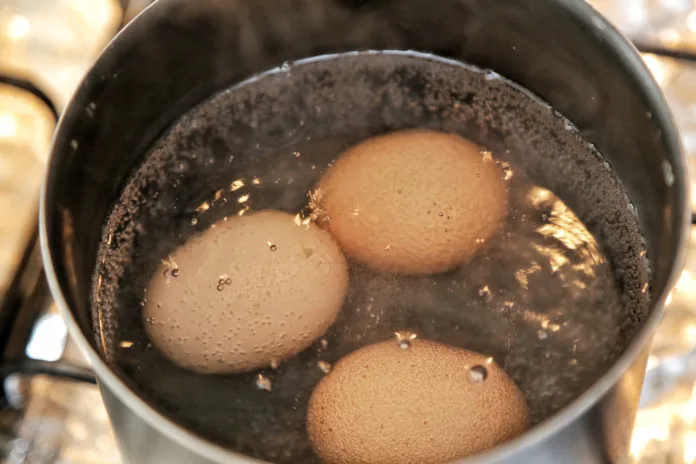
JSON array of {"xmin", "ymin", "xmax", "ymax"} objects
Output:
[
  {"xmin": 143, "ymin": 210, "xmax": 349, "ymax": 374},
  {"xmin": 307, "ymin": 339, "xmax": 529, "ymax": 464},
  {"xmin": 318, "ymin": 130, "xmax": 508, "ymax": 275}
]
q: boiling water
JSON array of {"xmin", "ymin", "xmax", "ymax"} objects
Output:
[{"xmin": 93, "ymin": 52, "xmax": 649, "ymax": 463}]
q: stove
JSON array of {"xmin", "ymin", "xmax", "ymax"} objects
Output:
[{"xmin": 1, "ymin": 1, "xmax": 696, "ymax": 463}]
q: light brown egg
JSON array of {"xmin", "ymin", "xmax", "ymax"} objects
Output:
[
  {"xmin": 317, "ymin": 130, "xmax": 508, "ymax": 275},
  {"xmin": 143, "ymin": 210, "xmax": 349, "ymax": 374},
  {"xmin": 306, "ymin": 338, "xmax": 529, "ymax": 464}
]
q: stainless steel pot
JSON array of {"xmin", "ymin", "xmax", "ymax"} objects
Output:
[{"xmin": 39, "ymin": 0, "xmax": 690, "ymax": 462}]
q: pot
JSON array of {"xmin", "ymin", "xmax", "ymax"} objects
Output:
[{"xmin": 40, "ymin": 0, "xmax": 690, "ymax": 462}]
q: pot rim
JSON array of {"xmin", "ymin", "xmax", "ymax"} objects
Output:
[{"xmin": 39, "ymin": 0, "xmax": 691, "ymax": 462}]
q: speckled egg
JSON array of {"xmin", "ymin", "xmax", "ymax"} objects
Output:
[
  {"xmin": 318, "ymin": 130, "xmax": 508, "ymax": 275},
  {"xmin": 307, "ymin": 338, "xmax": 529, "ymax": 464},
  {"xmin": 143, "ymin": 210, "xmax": 349, "ymax": 374}
]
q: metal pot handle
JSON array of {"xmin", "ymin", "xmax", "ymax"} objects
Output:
[{"xmin": 0, "ymin": 231, "xmax": 96, "ymax": 409}]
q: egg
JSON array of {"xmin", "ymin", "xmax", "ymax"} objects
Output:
[
  {"xmin": 317, "ymin": 130, "xmax": 508, "ymax": 275},
  {"xmin": 306, "ymin": 338, "xmax": 529, "ymax": 464},
  {"xmin": 143, "ymin": 210, "xmax": 349, "ymax": 374}
]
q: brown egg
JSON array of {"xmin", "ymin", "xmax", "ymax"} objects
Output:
[
  {"xmin": 317, "ymin": 130, "xmax": 508, "ymax": 275},
  {"xmin": 143, "ymin": 210, "xmax": 349, "ymax": 374},
  {"xmin": 307, "ymin": 338, "xmax": 529, "ymax": 464}
]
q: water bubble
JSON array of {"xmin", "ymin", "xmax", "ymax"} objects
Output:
[
  {"xmin": 196, "ymin": 201, "xmax": 211, "ymax": 213},
  {"xmin": 439, "ymin": 212, "xmax": 444, "ymax": 217},
  {"xmin": 230, "ymin": 179, "xmax": 245, "ymax": 191},
  {"xmin": 397, "ymin": 190, "xmax": 402, "ymax": 194},
  {"xmin": 478, "ymin": 285, "xmax": 492, "ymax": 302},
  {"xmin": 395, "ymin": 331, "xmax": 418, "ymax": 349},
  {"xmin": 174, "ymin": 161, "xmax": 189, "ymax": 173},
  {"xmin": 216, "ymin": 284, "xmax": 224, "ymax": 292},
  {"xmin": 270, "ymin": 244, "xmax": 277, "ymax": 251},
  {"xmin": 468, "ymin": 365, "xmax": 488, "ymax": 383},
  {"xmin": 318, "ymin": 360, "xmax": 332, "ymax": 374},
  {"xmin": 225, "ymin": 278, "xmax": 232, "ymax": 285},
  {"xmin": 171, "ymin": 269, "xmax": 180, "ymax": 277},
  {"xmin": 191, "ymin": 218, "xmax": 199, "ymax": 225},
  {"xmin": 500, "ymin": 162, "xmax": 514, "ymax": 180},
  {"xmin": 427, "ymin": 211, "xmax": 431, "ymax": 214},
  {"xmin": 255, "ymin": 374, "xmax": 272, "ymax": 392}
]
